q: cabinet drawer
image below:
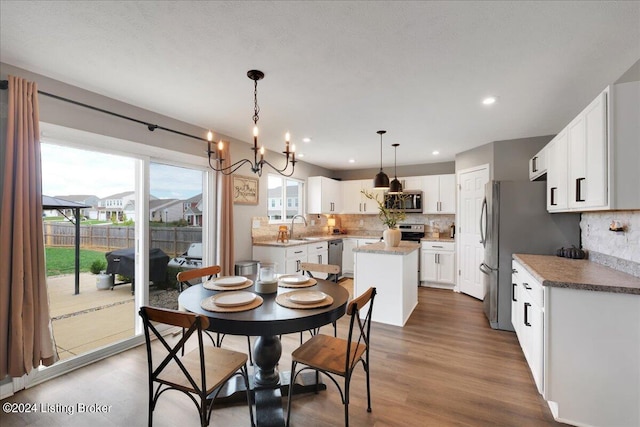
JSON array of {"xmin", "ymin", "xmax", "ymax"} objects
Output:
[
  {"xmin": 285, "ymin": 246, "xmax": 308, "ymax": 258},
  {"xmin": 307, "ymin": 242, "xmax": 328, "ymax": 253},
  {"xmin": 421, "ymin": 241, "xmax": 455, "ymax": 251},
  {"xmin": 519, "ymin": 269, "xmax": 544, "ymax": 308}
]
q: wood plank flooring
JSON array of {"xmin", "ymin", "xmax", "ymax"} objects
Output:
[{"xmin": 0, "ymin": 287, "xmax": 565, "ymax": 426}]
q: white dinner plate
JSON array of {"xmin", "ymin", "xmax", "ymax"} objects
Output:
[
  {"xmin": 287, "ymin": 290, "xmax": 327, "ymax": 305},
  {"xmin": 212, "ymin": 276, "xmax": 247, "ymax": 287},
  {"xmin": 212, "ymin": 291, "xmax": 256, "ymax": 307},
  {"xmin": 279, "ymin": 275, "xmax": 310, "ymax": 284}
]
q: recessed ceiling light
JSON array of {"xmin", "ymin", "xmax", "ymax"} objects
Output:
[
  {"xmin": 482, "ymin": 96, "xmax": 497, "ymax": 105},
  {"xmin": 298, "ymin": 153, "xmax": 304, "ymax": 158},
  {"xmin": 348, "ymin": 159, "xmax": 355, "ymax": 163},
  {"xmin": 432, "ymin": 151, "xmax": 440, "ymax": 155},
  {"xmin": 302, "ymin": 137, "xmax": 311, "ymax": 143}
]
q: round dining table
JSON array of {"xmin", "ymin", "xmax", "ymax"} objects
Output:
[{"xmin": 178, "ymin": 276, "xmax": 349, "ymax": 426}]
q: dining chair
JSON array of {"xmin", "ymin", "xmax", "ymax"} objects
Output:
[
  {"xmin": 299, "ymin": 262, "xmax": 341, "ymax": 341},
  {"xmin": 286, "ymin": 287, "xmax": 377, "ymax": 427},
  {"xmin": 139, "ymin": 306, "xmax": 254, "ymax": 427},
  {"xmin": 177, "ymin": 266, "xmax": 253, "ymax": 365}
]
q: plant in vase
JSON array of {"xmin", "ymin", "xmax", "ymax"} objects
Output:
[{"xmin": 361, "ymin": 190, "xmax": 406, "ymax": 247}]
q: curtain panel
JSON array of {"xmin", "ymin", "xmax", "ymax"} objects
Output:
[
  {"xmin": 0, "ymin": 75, "xmax": 58, "ymax": 379},
  {"xmin": 217, "ymin": 145, "xmax": 234, "ymax": 276}
]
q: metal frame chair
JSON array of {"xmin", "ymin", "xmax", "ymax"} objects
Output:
[
  {"xmin": 286, "ymin": 287, "xmax": 377, "ymax": 427},
  {"xmin": 299, "ymin": 262, "xmax": 341, "ymax": 341},
  {"xmin": 177, "ymin": 266, "xmax": 253, "ymax": 365},
  {"xmin": 139, "ymin": 306, "xmax": 254, "ymax": 427}
]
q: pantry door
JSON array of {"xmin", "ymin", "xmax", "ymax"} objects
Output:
[{"xmin": 456, "ymin": 165, "xmax": 489, "ymax": 300}]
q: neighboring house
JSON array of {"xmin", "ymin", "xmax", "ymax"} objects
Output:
[
  {"xmin": 98, "ymin": 191, "xmax": 160, "ymax": 222},
  {"xmin": 47, "ymin": 194, "xmax": 99, "ymax": 218},
  {"xmin": 182, "ymin": 193, "xmax": 203, "ymax": 226},
  {"xmin": 149, "ymin": 198, "xmax": 181, "ymax": 223},
  {"xmin": 267, "ymin": 185, "xmax": 300, "ymax": 220}
]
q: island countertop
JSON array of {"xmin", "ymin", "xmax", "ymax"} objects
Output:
[
  {"xmin": 353, "ymin": 241, "xmax": 420, "ymax": 255},
  {"xmin": 513, "ymin": 253, "xmax": 640, "ymax": 295}
]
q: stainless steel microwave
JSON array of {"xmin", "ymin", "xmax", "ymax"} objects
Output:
[{"xmin": 384, "ymin": 190, "xmax": 423, "ymax": 213}]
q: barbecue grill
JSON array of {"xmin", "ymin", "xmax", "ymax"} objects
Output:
[{"xmin": 105, "ymin": 248, "xmax": 169, "ymax": 293}]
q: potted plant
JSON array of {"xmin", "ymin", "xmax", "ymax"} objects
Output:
[{"xmin": 361, "ymin": 190, "xmax": 406, "ymax": 247}]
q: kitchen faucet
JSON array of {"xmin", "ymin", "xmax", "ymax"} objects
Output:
[{"xmin": 290, "ymin": 215, "xmax": 308, "ymax": 239}]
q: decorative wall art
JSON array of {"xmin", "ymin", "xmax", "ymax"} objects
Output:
[{"xmin": 233, "ymin": 175, "xmax": 259, "ymax": 205}]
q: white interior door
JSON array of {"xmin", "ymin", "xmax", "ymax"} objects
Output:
[{"xmin": 456, "ymin": 165, "xmax": 489, "ymax": 299}]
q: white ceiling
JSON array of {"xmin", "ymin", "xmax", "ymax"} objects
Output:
[{"xmin": 1, "ymin": 1, "xmax": 639, "ymax": 170}]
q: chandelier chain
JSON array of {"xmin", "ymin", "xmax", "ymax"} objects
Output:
[{"xmin": 253, "ymin": 79, "xmax": 260, "ymax": 125}]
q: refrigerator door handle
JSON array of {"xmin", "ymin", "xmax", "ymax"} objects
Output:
[
  {"xmin": 479, "ymin": 262, "xmax": 497, "ymax": 275},
  {"xmin": 479, "ymin": 197, "xmax": 488, "ymax": 247}
]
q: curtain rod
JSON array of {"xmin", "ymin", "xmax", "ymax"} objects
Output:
[{"xmin": 0, "ymin": 79, "xmax": 207, "ymax": 142}]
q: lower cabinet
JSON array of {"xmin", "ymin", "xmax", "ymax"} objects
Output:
[
  {"xmin": 420, "ymin": 242, "xmax": 455, "ymax": 286},
  {"xmin": 511, "ymin": 260, "xmax": 544, "ymax": 394},
  {"xmin": 253, "ymin": 244, "xmax": 309, "ymax": 275}
]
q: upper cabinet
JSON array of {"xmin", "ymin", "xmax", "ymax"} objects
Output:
[
  {"xmin": 545, "ymin": 82, "xmax": 640, "ymax": 212},
  {"xmin": 529, "ymin": 146, "xmax": 548, "ymax": 181},
  {"xmin": 422, "ymin": 174, "xmax": 456, "ymax": 214},
  {"xmin": 341, "ymin": 179, "xmax": 376, "ymax": 214},
  {"xmin": 307, "ymin": 176, "xmax": 342, "ymax": 214}
]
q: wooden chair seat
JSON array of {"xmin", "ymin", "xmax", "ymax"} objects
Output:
[
  {"xmin": 157, "ymin": 346, "xmax": 247, "ymax": 394},
  {"xmin": 291, "ymin": 334, "xmax": 366, "ymax": 377}
]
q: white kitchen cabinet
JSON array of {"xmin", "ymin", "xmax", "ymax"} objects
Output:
[
  {"xmin": 420, "ymin": 241, "xmax": 455, "ymax": 286},
  {"xmin": 511, "ymin": 260, "xmax": 544, "ymax": 394},
  {"xmin": 400, "ymin": 176, "xmax": 423, "ymax": 191},
  {"xmin": 567, "ymin": 89, "xmax": 608, "ymax": 210},
  {"xmin": 341, "ymin": 238, "xmax": 357, "ymax": 276},
  {"xmin": 543, "ymin": 81, "xmax": 640, "ymax": 212},
  {"xmin": 546, "ymin": 130, "xmax": 569, "ymax": 211},
  {"xmin": 422, "ymin": 174, "xmax": 456, "ymax": 214},
  {"xmin": 306, "ymin": 241, "xmax": 328, "ymax": 265},
  {"xmin": 341, "ymin": 179, "xmax": 375, "ymax": 214},
  {"xmin": 308, "ymin": 176, "xmax": 342, "ymax": 214},
  {"xmin": 252, "ymin": 244, "xmax": 308, "ymax": 275},
  {"xmin": 529, "ymin": 145, "xmax": 548, "ymax": 181}
]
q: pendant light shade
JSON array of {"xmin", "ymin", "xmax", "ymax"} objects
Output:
[
  {"xmin": 373, "ymin": 130, "xmax": 389, "ymax": 189},
  {"xmin": 388, "ymin": 143, "xmax": 403, "ymax": 194}
]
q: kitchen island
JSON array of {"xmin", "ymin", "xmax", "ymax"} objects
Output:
[
  {"xmin": 513, "ymin": 254, "xmax": 640, "ymax": 427},
  {"xmin": 353, "ymin": 241, "xmax": 420, "ymax": 326}
]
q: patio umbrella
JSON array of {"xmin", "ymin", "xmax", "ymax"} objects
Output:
[{"xmin": 42, "ymin": 196, "xmax": 90, "ymax": 295}]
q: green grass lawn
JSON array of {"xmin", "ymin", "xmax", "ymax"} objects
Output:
[{"xmin": 45, "ymin": 247, "xmax": 107, "ymax": 276}]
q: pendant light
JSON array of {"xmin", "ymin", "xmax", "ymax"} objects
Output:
[
  {"xmin": 388, "ymin": 143, "xmax": 403, "ymax": 194},
  {"xmin": 373, "ymin": 130, "xmax": 390, "ymax": 189}
]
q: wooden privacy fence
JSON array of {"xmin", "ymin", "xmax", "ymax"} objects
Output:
[{"xmin": 43, "ymin": 223, "xmax": 202, "ymax": 257}]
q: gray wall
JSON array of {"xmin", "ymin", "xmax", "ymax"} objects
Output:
[
  {"xmin": 334, "ymin": 161, "xmax": 454, "ymax": 181},
  {"xmin": 455, "ymin": 135, "xmax": 551, "ymax": 181},
  {"xmin": 0, "ymin": 62, "xmax": 332, "ymax": 262}
]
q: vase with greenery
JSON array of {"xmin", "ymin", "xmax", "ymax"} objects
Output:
[{"xmin": 361, "ymin": 190, "xmax": 406, "ymax": 247}]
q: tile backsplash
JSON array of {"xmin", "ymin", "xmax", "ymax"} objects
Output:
[
  {"xmin": 581, "ymin": 210, "xmax": 640, "ymax": 277},
  {"xmin": 251, "ymin": 213, "xmax": 455, "ymax": 241}
]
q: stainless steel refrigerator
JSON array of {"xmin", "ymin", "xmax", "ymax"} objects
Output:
[{"xmin": 479, "ymin": 181, "xmax": 581, "ymax": 331}]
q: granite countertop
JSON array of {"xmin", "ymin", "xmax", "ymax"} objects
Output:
[
  {"xmin": 252, "ymin": 234, "xmax": 380, "ymax": 247},
  {"xmin": 353, "ymin": 241, "xmax": 420, "ymax": 255},
  {"xmin": 421, "ymin": 237, "xmax": 455, "ymax": 243},
  {"xmin": 513, "ymin": 254, "xmax": 640, "ymax": 295}
]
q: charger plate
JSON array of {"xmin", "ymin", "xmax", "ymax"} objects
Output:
[
  {"xmin": 276, "ymin": 290, "xmax": 333, "ymax": 309},
  {"xmin": 204, "ymin": 278, "xmax": 253, "ymax": 291},
  {"xmin": 278, "ymin": 277, "xmax": 317, "ymax": 288},
  {"xmin": 201, "ymin": 292, "xmax": 263, "ymax": 312}
]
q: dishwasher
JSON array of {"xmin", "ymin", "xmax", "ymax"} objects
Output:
[{"xmin": 328, "ymin": 239, "xmax": 343, "ymax": 281}]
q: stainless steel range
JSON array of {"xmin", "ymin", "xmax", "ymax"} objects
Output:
[
  {"xmin": 398, "ymin": 224, "xmax": 425, "ymax": 284},
  {"xmin": 397, "ymin": 223, "xmax": 425, "ymax": 242}
]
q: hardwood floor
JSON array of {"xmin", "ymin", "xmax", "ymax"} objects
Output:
[{"xmin": 1, "ymin": 288, "xmax": 564, "ymax": 426}]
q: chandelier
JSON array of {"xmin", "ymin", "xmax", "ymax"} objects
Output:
[
  {"xmin": 206, "ymin": 69, "xmax": 296, "ymax": 176},
  {"xmin": 373, "ymin": 130, "xmax": 390, "ymax": 189}
]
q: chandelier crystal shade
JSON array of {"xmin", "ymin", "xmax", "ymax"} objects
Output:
[
  {"xmin": 206, "ymin": 70, "xmax": 296, "ymax": 177},
  {"xmin": 373, "ymin": 130, "xmax": 390, "ymax": 189}
]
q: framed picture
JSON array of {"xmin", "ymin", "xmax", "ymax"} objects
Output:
[{"xmin": 233, "ymin": 175, "xmax": 259, "ymax": 205}]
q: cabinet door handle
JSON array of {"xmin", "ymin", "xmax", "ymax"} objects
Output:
[
  {"xmin": 523, "ymin": 282, "xmax": 531, "ymax": 290},
  {"xmin": 319, "ymin": 254, "xmax": 322, "ymax": 264},
  {"xmin": 512, "ymin": 283, "xmax": 517, "ymax": 302},
  {"xmin": 576, "ymin": 177, "xmax": 586, "ymax": 202},
  {"xmin": 532, "ymin": 156, "xmax": 538, "ymax": 173},
  {"xmin": 524, "ymin": 302, "xmax": 531, "ymax": 327},
  {"xmin": 550, "ymin": 187, "xmax": 557, "ymax": 206},
  {"xmin": 359, "ymin": 203, "xmax": 362, "ymax": 212},
  {"xmin": 433, "ymin": 245, "xmax": 443, "ymax": 248},
  {"xmin": 363, "ymin": 202, "xmax": 366, "ymax": 212},
  {"xmin": 436, "ymin": 253, "xmax": 440, "ymax": 263}
]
